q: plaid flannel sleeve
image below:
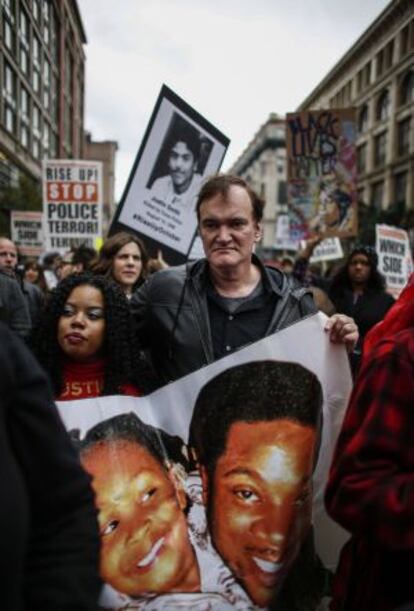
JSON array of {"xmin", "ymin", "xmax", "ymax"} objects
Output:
[{"xmin": 325, "ymin": 333, "xmax": 414, "ymax": 551}]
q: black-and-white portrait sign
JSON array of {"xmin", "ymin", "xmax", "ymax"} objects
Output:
[{"xmin": 110, "ymin": 85, "xmax": 229, "ymax": 264}]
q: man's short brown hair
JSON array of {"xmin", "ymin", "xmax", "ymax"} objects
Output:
[{"xmin": 196, "ymin": 174, "xmax": 265, "ymax": 223}]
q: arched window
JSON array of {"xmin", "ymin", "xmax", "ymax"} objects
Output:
[
  {"xmin": 376, "ymin": 90, "xmax": 390, "ymax": 121},
  {"xmin": 358, "ymin": 104, "xmax": 369, "ymax": 133},
  {"xmin": 400, "ymin": 71, "xmax": 414, "ymax": 106}
]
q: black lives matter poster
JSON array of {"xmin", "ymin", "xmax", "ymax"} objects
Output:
[{"xmin": 42, "ymin": 159, "xmax": 103, "ymax": 253}]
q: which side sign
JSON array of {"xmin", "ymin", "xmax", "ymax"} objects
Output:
[
  {"xmin": 42, "ymin": 160, "xmax": 103, "ymax": 253},
  {"xmin": 376, "ymin": 224, "xmax": 413, "ymax": 298},
  {"xmin": 10, "ymin": 210, "xmax": 44, "ymax": 257}
]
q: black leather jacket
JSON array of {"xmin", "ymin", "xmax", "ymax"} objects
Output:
[{"xmin": 131, "ymin": 256, "xmax": 316, "ymax": 384}]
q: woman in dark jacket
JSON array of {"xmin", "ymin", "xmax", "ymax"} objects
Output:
[{"xmin": 328, "ymin": 245, "xmax": 394, "ymax": 373}]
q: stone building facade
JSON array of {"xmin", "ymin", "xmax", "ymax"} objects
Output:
[{"xmin": 298, "ymin": 0, "xmax": 414, "ymax": 219}]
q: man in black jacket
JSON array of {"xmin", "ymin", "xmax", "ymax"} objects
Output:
[
  {"xmin": 131, "ymin": 174, "xmax": 357, "ymax": 385},
  {"xmin": 0, "ymin": 268, "xmax": 31, "ymax": 338},
  {"xmin": 0, "ymin": 323, "xmax": 101, "ymax": 610},
  {"xmin": 0, "ymin": 236, "xmax": 44, "ymax": 325}
]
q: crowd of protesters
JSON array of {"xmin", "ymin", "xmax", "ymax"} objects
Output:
[{"xmin": 0, "ymin": 173, "xmax": 413, "ymax": 611}]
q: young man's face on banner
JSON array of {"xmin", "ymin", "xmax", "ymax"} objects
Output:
[
  {"xmin": 202, "ymin": 419, "xmax": 316, "ymax": 608},
  {"xmin": 82, "ymin": 439, "xmax": 199, "ymax": 596},
  {"xmin": 168, "ymin": 141, "xmax": 196, "ymax": 194}
]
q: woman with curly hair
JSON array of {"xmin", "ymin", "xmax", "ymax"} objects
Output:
[
  {"xmin": 92, "ymin": 232, "xmax": 148, "ymax": 298},
  {"xmin": 31, "ymin": 273, "xmax": 156, "ymax": 400}
]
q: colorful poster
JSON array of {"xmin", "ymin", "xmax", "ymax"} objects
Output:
[
  {"xmin": 287, "ymin": 109, "xmax": 357, "ymax": 243},
  {"xmin": 42, "ymin": 159, "xmax": 103, "ymax": 253},
  {"xmin": 57, "ymin": 314, "xmax": 352, "ymax": 610},
  {"xmin": 376, "ymin": 224, "xmax": 413, "ymax": 298},
  {"xmin": 10, "ymin": 210, "xmax": 44, "ymax": 256},
  {"xmin": 110, "ymin": 85, "xmax": 229, "ymax": 265}
]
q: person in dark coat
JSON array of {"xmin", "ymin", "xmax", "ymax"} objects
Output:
[
  {"xmin": 0, "ymin": 322, "xmax": 101, "ymax": 610},
  {"xmin": 0, "ymin": 268, "xmax": 31, "ymax": 338},
  {"xmin": 328, "ymin": 245, "xmax": 394, "ymax": 374}
]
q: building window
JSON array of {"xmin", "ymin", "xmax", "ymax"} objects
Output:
[
  {"xmin": 50, "ymin": 72, "xmax": 58, "ymax": 122},
  {"xmin": 43, "ymin": 0, "xmax": 50, "ymax": 21},
  {"xmin": 376, "ymin": 90, "xmax": 390, "ymax": 121},
  {"xmin": 394, "ymin": 172, "xmax": 407, "ymax": 208},
  {"xmin": 399, "ymin": 71, "xmax": 414, "ymax": 106},
  {"xmin": 20, "ymin": 124, "xmax": 29, "ymax": 148},
  {"xmin": 3, "ymin": 18, "xmax": 14, "ymax": 52},
  {"xmin": 384, "ymin": 39, "xmax": 394, "ymax": 70},
  {"xmin": 376, "ymin": 48, "xmax": 384, "ymax": 77},
  {"xmin": 20, "ymin": 86, "xmax": 29, "ymax": 121},
  {"xmin": 374, "ymin": 131, "xmax": 387, "ymax": 166},
  {"xmin": 32, "ymin": 69, "xmax": 40, "ymax": 93},
  {"xmin": 32, "ymin": 104, "xmax": 41, "ymax": 138},
  {"xmin": 3, "ymin": 0, "xmax": 15, "ymax": 21},
  {"xmin": 397, "ymin": 117, "xmax": 411, "ymax": 156},
  {"xmin": 50, "ymin": 7, "xmax": 59, "ymax": 63},
  {"xmin": 372, "ymin": 181, "xmax": 384, "ymax": 209},
  {"xmin": 20, "ymin": 47, "xmax": 29, "ymax": 75},
  {"xmin": 3, "ymin": 62, "xmax": 16, "ymax": 104},
  {"xmin": 19, "ymin": 8, "xmax": 29, "ymax": 48},
  {"xmin": 400, "ymin": 23, "xmax": 410, "ymax": 57},
  {"xmin": 357, "ymin": 143, "xmax": 367, "ymax": 173},
  {"xmin": 42, "ymin": 122, "xmax": 50, "ymax": 155},
  {"xmin": 32, "ymin": 137, "xmax": 40, "ymax": 159},
  {"xmin": 363, "ymin": 61, "xmax": 371, "ymax": 88},
  {"xmin": 4, "ymin": 104, "xmax": 16, "ymax": 134},
  {"xmin": 43, "ymin": 21, "xmax": 49, "ymax": 44},
  {"xmin": 32, "ymin": 35, "xmax": 40, "ymax": 68},
  {"xmin": 358, "ymin": 104, "xmax": 369, "ymax": 133},
  {"xmin": 33, "ymin": 0, "xmax": 40, "ymax": 22}
]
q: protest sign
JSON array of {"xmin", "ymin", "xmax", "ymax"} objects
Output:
[
  {"xmin": 376, "ymin": 224, "xmax": 413, "ymax": 298},
  {"xmin": 10, "ymin": 210, "xmax": 43, "ymax": 256},
  {"xmin": 274, "ymin": 214, "xmax": 298, "ymax": 251},
  {"xmin": 299, "ymin": 237, "xmax": 344, "ymax": 263},
  {"xmin": 42, "ymin": 159, "xmax": 103, "ymax": 253},
  {"xmin": 110, "ymin": 85, "xmax": 229, "ymax": 265},
  {"xmin": 287, "ymin": 109, "xmax": 357, "ymax": 243},
  {"xmin": 57, "ymin": 313, "xmax": 351, "ymax": 609}
]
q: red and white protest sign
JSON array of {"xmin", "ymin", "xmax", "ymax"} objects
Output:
[{"xmin": 42, "ymin": 159, "xmax": 103, "ymax": 253}]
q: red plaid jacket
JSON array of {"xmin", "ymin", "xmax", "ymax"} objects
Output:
[{"xmin": 325, "ymin": 328, "xmax": 414, "ymax": 611}]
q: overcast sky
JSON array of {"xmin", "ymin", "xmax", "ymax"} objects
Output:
[{"xmin": 79, "ymin": 0, "xmax": 389, "ymax": 200}]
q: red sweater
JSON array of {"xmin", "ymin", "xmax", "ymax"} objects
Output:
[{"xmin": 57, "ymin": 359, "xmax": 141, "ymax": 401}]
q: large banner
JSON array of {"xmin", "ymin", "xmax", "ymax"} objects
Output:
[
  {"xmin": 376, "ymin": 224, "xmax": 413, "ymax": 298},
  {"xmin": 57, "ymin": 314, "xmax": 351, "ymax": 610},
  {"xmin": 42, "ymin": 159, "xmax": 103, "ymax": 253},
  {"xmin": 10, "ymin": 210, "xmax": 44, "ymax": 257},
  {"xmin": 110, "ymin": 85, "xmax": 229, "ymax": 265},
  {"xmin": 287, "ymin": 109, "xmax": 357, "ymax": 244}
]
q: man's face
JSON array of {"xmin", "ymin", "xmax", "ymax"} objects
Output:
[
  {"xmin": 202, "ymin": 419, "xmax": 316, "ymax": 608},
  {"xmin": 168, "ymin": 141, "xmax": 196, "ymax": 194},
  {"xmin": 57, "ymin": 251, "xmax": 76, "ymax": 280},
  {"xmin": 82, "ymin": 440, "xmax": 196, "ymax": 596},
  {"xmin": 198, "ymin": 186, "xmax": 261, "ymax": 273},
  {"xmin": 0, "ymin": 238, "xmax": 18, "ymax": 270}
]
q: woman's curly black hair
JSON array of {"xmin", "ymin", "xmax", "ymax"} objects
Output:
[{"xmin": 31, "ymin": 273, "xmax": 157, "ymax": 397}]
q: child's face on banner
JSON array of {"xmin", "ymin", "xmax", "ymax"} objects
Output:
[
  {"xmin": 204, "ymin": 419, "xmax": 316, "ymax": 608},
  {"xmin": 82, "ymin": 440, "xmax": 197, "ymax": 596}
]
